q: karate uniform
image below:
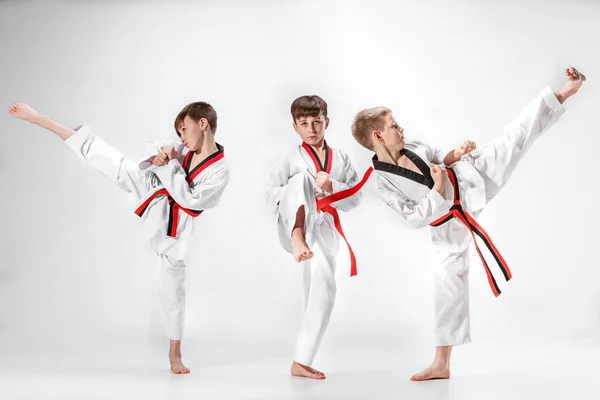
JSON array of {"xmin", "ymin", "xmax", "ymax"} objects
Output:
[
  {"xmin": 373, "ymin": 87, "xmax": 565, "ymax": 346},
  {"xmin": 65, "ymin": 125, "xmax": 229, "ymax": 340},
  {"xmin": 266, "ymin": 141, "xmax": 361, "ymax": 367}
]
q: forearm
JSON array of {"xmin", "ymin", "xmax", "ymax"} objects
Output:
[{"xmin": 443, "ymin": 149, "xmax": 461, "ymax": 166}]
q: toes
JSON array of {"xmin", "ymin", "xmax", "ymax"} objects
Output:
[
  {"xmin": 309, "ymin": 367, "xmax": 325, "ymax": 378},
  {"xmin": 567, "ymin": 67, "xmax": 585, "ymax": 82}
]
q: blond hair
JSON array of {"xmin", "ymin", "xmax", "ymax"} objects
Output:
[{"xmin": 351, "ymin": 107, "xmax": 391, "ymax": 151}]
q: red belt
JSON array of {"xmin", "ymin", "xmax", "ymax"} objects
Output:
[
  {"xmin": 316, "ymin": 167, "xmax": 374, "ymax": 276},
  {"xmin": 134, "ymin": 189, "xmax": 203, "ymax": 238},
  {"xmin": 429, "ymin": 168, "xmax": 512, "ymax": 296}
]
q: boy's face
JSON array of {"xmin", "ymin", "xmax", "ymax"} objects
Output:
[
  {"xmin": 179, "ymin": 115, "xmax": 208, "ymax": 152},
  {"xmin": 374, "ymin": 112, "xmax": 405, "ymax": 151},
  {"xmin": 293, "ymin": 114, "xmax": 329, "ymax": 146}
]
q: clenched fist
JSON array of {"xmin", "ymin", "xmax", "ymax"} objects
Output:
[
  {"xmin": 152, "ymin": 152, "xmax": 169, "ymax": 166},
  {"xmin": 454, "ymin": 140, "xmax": 477, "ymax": 157},
  {"xmin": 315, "ymin": 171, "xmax": 333, "ymax": 193},
  {"xmin": 160, "ymin": 145, "xmax": 177, "ymax": 160}
]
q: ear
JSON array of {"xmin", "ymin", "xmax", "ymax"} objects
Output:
[
  {"xmin": 324, "ymin": 117, "xmax": 330, "ymax": 129},
  {"xmin": 200, "ymin": 118, "xmax": 209, "ymax": 131},
  {"xmin": 373, "ymin": 130, "xmax": 383, "ymax": 143},
  {"xmin": 292, "ymin": 121, "xmax": 300, "ymax": 134}
]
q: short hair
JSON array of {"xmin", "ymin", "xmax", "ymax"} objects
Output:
[
  {"xmin": 174, "ymin": 102, "xmax": 218, "ymax": 136},
  {"xmin": 291, "ymin": 95, "xmax": 328, "ymax": 122},
  {"xmin": 351, "ymin": 107, "xmax": 391, "ymax": 150}
]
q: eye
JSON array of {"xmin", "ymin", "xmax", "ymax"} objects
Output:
[
  {"xmin": 301, "ymin": 122, "xmax": 307, "ymax": 126},
  {"xmin": 314, "ymin": 121, "xmax": 321, "ymax": 125}
]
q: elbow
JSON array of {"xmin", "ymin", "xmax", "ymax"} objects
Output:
[
  {"xmin": 400, "ymin": 215, "xmax": 430, "ymax": 229},
  {"xmin": 344, "ymin": 197, "xmax": 362, "ymax": 210},
  {"xmin": 174, "ymin": 196, "xmax": 216, "ymax": 211},
  {"xmin": 406, "ymin": 220, "xmax": 428, "ymax": 229},
  {"xmin": 334, "ymin": 196, "xmax": 361, "ymax": 212}
]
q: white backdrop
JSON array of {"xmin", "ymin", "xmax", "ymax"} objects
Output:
[{"xmin": 1, "ymin": 0, "xmax": 599, "ymax": 367}]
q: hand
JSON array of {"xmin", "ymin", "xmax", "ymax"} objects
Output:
[
  {"xmin": 454, "ymin": 140, "xmax": 477, "ymax": 157},
  {"xmin": 152, "ymin": 152, "xmax": 169, "ymax": 166},
  {"xmin": 160, "ymin": 145, "xmax": 177, "ymax": 161},
  {"xmin": 315, "ymin": 171, "xmax": 333, "ymax": 193},
  {"xmin": 430, "ymin": 165, "xmax": 446, "ymax": 194}
]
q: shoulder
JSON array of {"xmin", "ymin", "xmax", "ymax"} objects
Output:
[
  {"xmin": 329, "ymin": 145, "xmax": 351, "ymax": 162},
  {"xmin": 275, "ymin": 145, "xmax": 302, "ymax": 165},
  {"xmin": 404, "ymin": 139, "xmax": 430, "ymax": 151}
]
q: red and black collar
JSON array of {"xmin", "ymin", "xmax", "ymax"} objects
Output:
[
  {"xmin": 182, "ymin": 143, "xmax": 224, "ymax": 184},
  {"xmin": 302, "ymin": 141, "xmax": 332, "ymax": 173}
]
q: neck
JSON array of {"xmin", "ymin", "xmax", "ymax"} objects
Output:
[
  {"xmin": 307, "ymin": 137, "xmax": 326, "ymax": 151},
  {"xmin": 375, "ymin": 145, "xmax": 404, "ymax": 165},
  {"xmin": 196, "ymin": 131, "xmax": 217, "ymax": 155}
]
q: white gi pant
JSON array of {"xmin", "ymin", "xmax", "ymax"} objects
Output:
[
  {"xmin": 65, "ymin": 127, "xmax": 187, "ymax": 340},
  {"xmin": 278, "ymin": 172, "xmax": 339, "ymax": 367},
  {"xmin": 433, "ymin": 87, "xmax": 565, "ymax": 346}
]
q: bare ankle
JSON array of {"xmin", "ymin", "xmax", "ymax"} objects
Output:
[
  {"xmin": 32, "ymin": 113, "xmax": 47, "ymax": 126},
  {"xmin": 433, "ymin": 361, "xmax": 449, "ymax": 369}
]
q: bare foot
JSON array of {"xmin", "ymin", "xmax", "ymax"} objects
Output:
[
  {"xmin": 555, "ymin": 67, "xmax": 586, "ymax": 103},
  {"xmin": 169, "ymin": 356, "xmax": 190, "ymax": 374},
  {"xmin": 291, "ymin": 227, "xmax": 313, "ymax": 262},
  {"xmin": 291, "ymin": 361, "xmax": 326, "ymax": 379},
  {"xmin": 8, "ymin": 102, "xmax": 43, "ymax": 123},
  {"xmin": 410, "ymin": 363, "xmax": 450, "ymax": 381}
]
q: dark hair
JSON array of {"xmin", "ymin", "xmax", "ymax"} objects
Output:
[
  {"xmin": 174, "ymin": 102, "xmax": 218, "ymax": 136},
  {"xmin": 290, "ymin": 95, "xmax": 328, "ymax": 122}
]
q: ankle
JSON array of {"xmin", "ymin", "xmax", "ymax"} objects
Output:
[
  {"xmin": 32, "ymin": 114, "xmax": 47, "ymax": 126},
  {"xmin": 291, "ymin": 227, "xmax": 304, "ymax": 238}
]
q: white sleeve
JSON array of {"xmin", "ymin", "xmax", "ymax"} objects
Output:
[
  {"xmin": 412, "ymin": 140, "xmax": 452, "ymax": 166},
  {"xmin": 265, "ymin": 154, "xmax": 293, "ymax": 214},
  {"xmin": 329, "ymin": 151, "xmax": 362, "ymax": 211},
  {"xmin": 153, "ymin": 159, "xmax": 229, "ymax": 210},
  {"xmin": 377, "ymin": 181, "xmax": 451, "ymax": 229}
]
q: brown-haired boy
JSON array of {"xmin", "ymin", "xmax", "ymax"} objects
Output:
[
  {"xmin": 266, "ymin": 95, "xmax": 362, "ymax": 379},
  {"xmin": 350, "ymin": 67, "xmax": 585, "ymax": 381},
  {"xmin": 8, "ymin": 101, "xmax": 230, "ymax": 374}
]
